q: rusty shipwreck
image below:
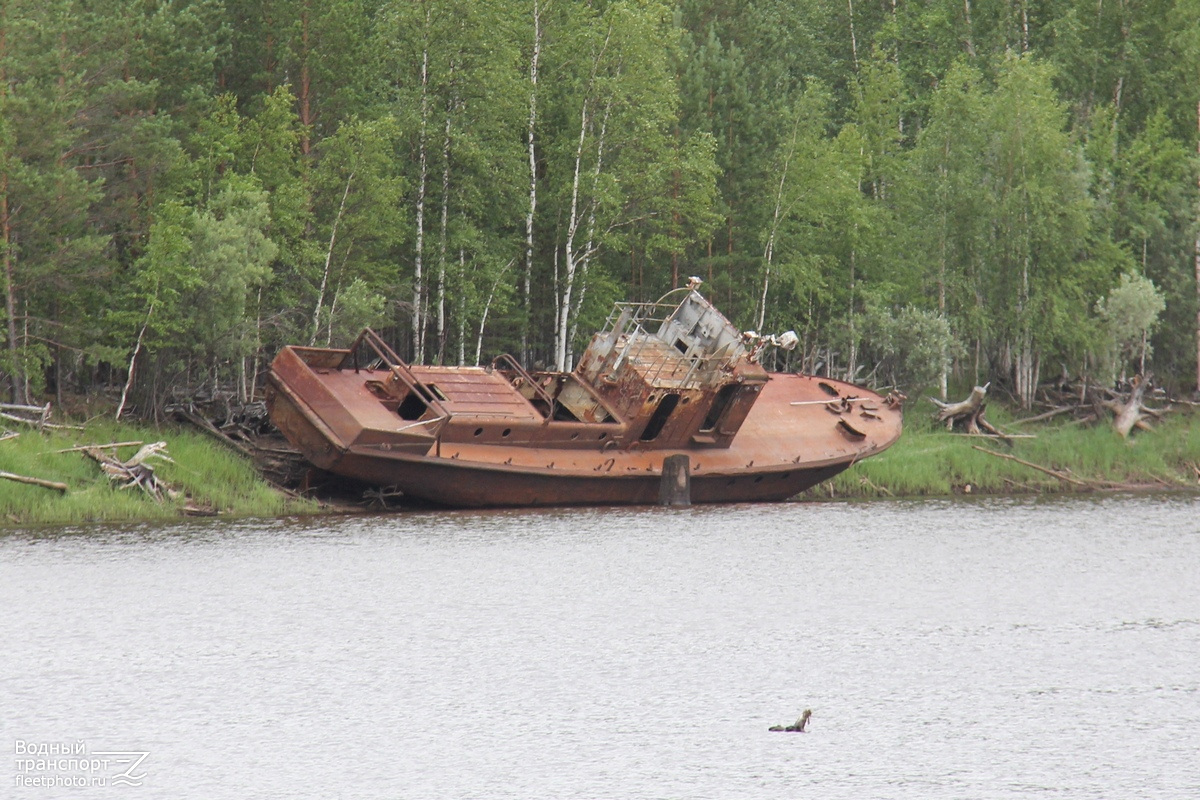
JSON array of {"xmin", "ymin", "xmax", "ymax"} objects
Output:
[{"xmin": 265, "ymin": 286, "xmax": 902, "ymax": 507}]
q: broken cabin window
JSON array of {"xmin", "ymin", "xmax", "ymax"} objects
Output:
[
  {"xmin": 640, "ymin": 392, "xmax": 681, "ymax": 441},
  {"xmin": 699, "ymin": 384, "xmax": 739, "ymax": 432}
]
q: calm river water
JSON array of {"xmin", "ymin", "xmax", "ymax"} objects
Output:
[{"xmin": 2, "ymin": 496, "xmax": 1198, "ymax": 799}]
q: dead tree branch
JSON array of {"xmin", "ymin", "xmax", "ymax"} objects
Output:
[
  {"xmin": 83, "ymin": 441, "xmax": 178, "ymax": 501},
  {"xmin": 0, "ymin": 470, "xmax": 68, "ymax": 492}
]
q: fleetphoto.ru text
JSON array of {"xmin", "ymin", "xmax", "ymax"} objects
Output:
[{"xmin": 13, "ymin": 740, "xmax": 148, "ymax": 789}]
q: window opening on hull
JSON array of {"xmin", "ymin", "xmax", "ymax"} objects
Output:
[
  {"xmin": 397, "ymin": 392, "xmax": 428, "ymax": 420},
  {"xmin": 552, "ymin": 404, "xmax": 581, "ymax": 422},
  {"xmin": 699, "ymin": 384, "xmax": 739, "ymax": 432},
  {"xmin": 640, "ymin": 392, "xmax": 681, "ymax": 441}
]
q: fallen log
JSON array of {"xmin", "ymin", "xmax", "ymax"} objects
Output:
[
  {"xmin": 971, "ymin": 446, "xmax": 1091, "ymax": 488},
  {"xmin": 948, "ymin": 432, "xmax": 1037, "ymax": 439},
  {"xmin": 0, "ymin": 470, "xmax": 68, "ymax": 493},
  {"xmin": 1010, "ymin": 406, "xmax": 1073, "ymax": 426},
  {"xmin": 172, "ymin": 409, "xmax": 255, "ymax": 458},
  {"xmin": 0, "ymin": 411, "xmax": 85, "ymax": 431},
  {"xmin": 54, "ymin": 440, "xmax": 144, "ymax": 454}
]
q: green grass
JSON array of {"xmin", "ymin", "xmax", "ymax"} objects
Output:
[
  {"xmin": 4, "ymin": 398, "xmax": 1196, "ymax": 524},
  {"xmin": 0, "ymin": 420, "xmax": 314, "ymax": 526},
  {"xmin": 817, "ymin": 402, "xmax": 1200, "ymax": 499}
]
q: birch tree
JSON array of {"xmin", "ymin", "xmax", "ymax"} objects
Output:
[
  {"xmin": 548, "ymin": 0, "xmax": 700, "ymax": 369},
  {"xmin": 984, "ymin": 55, "xmax": 1094, "ymax": 407}
]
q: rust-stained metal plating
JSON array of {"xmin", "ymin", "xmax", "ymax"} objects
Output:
[{"xmin": 266, "ymin": 287, "xmax": 902, "ymax": 507}]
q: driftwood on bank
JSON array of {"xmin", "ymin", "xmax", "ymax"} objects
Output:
[
  {"xmin": 972, "ymin": 445, "xmax": 1179, "ymax": 491},
  {"xmin": 1010, "ymin": 372, "xmax": 1170, "ymax": 439},
  {"xmin": 83, "ymin": 441, "xmax": 178, "ymax": 501},
  {"xmin": 971, "ymin": 446, "xmax": 1090, "ymax": 487},
  {"xmin": 0, "ymin": 403, "xmax": 84, "ymax": 431},
  {"xmin": 928, "ymin": 383, "xmax": 1013, "ymax": 442},
  {"xmin": 55, "ymin": 440, "xmax": 144, "ymax": 454},
  {"xmin": 0, "ymin": 470, "xmax": 69, "ymax": 492},
  {"xmin": 172, "ymin": 408, "xmax": 255, "ymax": 458},
  {"xmin": 0, "ymin": 426, "xmax": 68, "ymax": 491},
  {"xmin": 168, "ymin": 394, "xmax": 313, "ymax": 493},
  {"xmin": 1105, "ymin": 374, "xmax": 1157, "ymax": 438}
]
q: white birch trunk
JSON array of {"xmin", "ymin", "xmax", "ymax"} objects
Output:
[
  {"xmin": 522, "ymin": 0, "xmax": 542, "ymax": 363},
  {"xmin": 554, "ymin": 25, "xmax": 611, "ymax": 371},
  {"xmin": 847, "ymin": 246, "xmax": 857, "ymax": 380},
  {"xmin": 476, "ymin": 259, "xmax": 513, "ymax": 367},
  {"xmin": 962, "ymin": 0, "xmax": 976, "ymax": 57},
  {"xmin": 249, "ymin": 286, "xmax": 264, "ymax": 402},
  {"xmin": 116, "ymin": 295, "xmax": 155, "ymax": 421},
  {"xmin": 938, "ymin": 162, "xmax": 949, "ymax": 400},
  {"xmin": 436, "ymin": 111, "xmax": 452, "ymax": 365},
  {"xmin": 757, "ymin": 111, "xmax": 803, "ymax": 332},
  {"xmin": 412, "ymin": 42, "xmax": 430, "ymax": 364},
  {"xmin": 325, "ymin": 281, "xmax": 340, "ymax": 347},
  {"xmin": 555, "ymin": 97, "xmax": 591, "ymax": 370},
  {"xmin": 847, "ymin": 0, "xmax": 859, "ymax": 74},
  {"xmin": 567, "ymin": 95, "xmax": 614, "ymax": 364},
  {"xmin": 456, "ymin": 247, "xmax": 466, "ymax": 367},
  {"xmin": 310, "ymin": 170, "xmax": 354, "ymax": 345}
]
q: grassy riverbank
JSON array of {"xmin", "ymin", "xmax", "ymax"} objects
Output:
[
  {"xmin": 822, "ymin": 403, "xmax": 1200, "ymax": 499},
  {"xmin": 0, "ymin": 419, "xmax": 314, "ymax": 526},
  {"xmin": 3, "ymin": 400, "xmax": 1195, "ymax": 526}
]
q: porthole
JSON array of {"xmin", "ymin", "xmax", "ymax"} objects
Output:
[
  {"xmin": 501, "ymin": 428, "xmax": 512, "ymax": 438},
  {"xmin": 474, "ymin": 427, "xmax": 484, "ymax": 437}
]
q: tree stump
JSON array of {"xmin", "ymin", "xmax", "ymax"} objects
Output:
[
  {"xmin": 928, "ymin": 384, "xmax": 1008, "ymax": 439},
  {"xmin": 930, "ymin": 384, "xmax": 987, "ymax": 428},
  {"xmin": 1107, "ymin": 374, "xmax": 1155, "ymax": 439}
]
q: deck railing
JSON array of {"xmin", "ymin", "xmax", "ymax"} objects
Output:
[
  {"xmin": 596, "ymin": 290, "xmax": 747, "ymax": 390},
  {"xmin": 340, "ymin": 329, "xmax": 451, "ymax": 431}
]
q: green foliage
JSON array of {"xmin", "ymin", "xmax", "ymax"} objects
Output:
[
  {"xmin": 1095, "ymin": 272, "xmax": 1167, "ymax": 379},
  {"xmin": 0, "ymin": 0, "xmax": 1198, "ymax": 412},
  {"xmin": 321, "ymin": 278, "xmax": 389, "ymax": 347},
  {"xmin": 858, "ymin": 306, "xmax": 957, "ymax": 392}
]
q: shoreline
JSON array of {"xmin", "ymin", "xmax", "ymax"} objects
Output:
[
  {"xmin": 1, "ymin": 405, "xmax": 1195, "ymax": 527},
  {"xmin": 817, "ymin": 406, "xmax": 1200, "ymax": 500}
]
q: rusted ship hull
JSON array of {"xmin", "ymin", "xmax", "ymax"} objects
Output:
[
  {"xmin": 266, "ymin": 288, "xmax": 902, "ymax": 508},
  {"xmin": 267, "ymin": 359, "xmax": 899, "ymax": 508}
]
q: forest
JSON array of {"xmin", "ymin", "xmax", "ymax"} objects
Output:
[{"xmin": 2, "ymin": 0, "xmax": 1198, "ymax": 418}]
